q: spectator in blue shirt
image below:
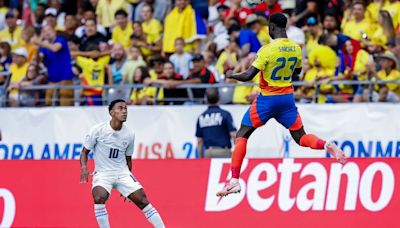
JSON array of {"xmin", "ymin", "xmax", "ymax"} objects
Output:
[
  {"xmin": 196, "ymin": 88, "xmax": 236, "ymax": 158},
  {"xmin": 228, "ymin": 17, "xmax": 261, "ymax": 58},
  {"xmin": 35, "ymin": 25, "xmax": 74, "ymax": 106}
]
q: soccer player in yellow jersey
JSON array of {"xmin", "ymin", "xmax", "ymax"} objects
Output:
[{"xmin": 217, "ymin": 13, "xmax": 346, "ymax": 197}]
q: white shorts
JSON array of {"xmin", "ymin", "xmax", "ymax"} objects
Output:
[{"xmin": 92, "ymin": 171, "xmax": 143, "ymax": 197}]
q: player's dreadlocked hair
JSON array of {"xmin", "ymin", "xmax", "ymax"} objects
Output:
[
  {"xmin": 108, "ymin": 99, "xmax": 126, "ymax": 112},
  {"xmin": 269, "ymin": 13, "xmax": 287, "ymax": 29}
]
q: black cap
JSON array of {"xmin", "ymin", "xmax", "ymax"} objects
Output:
[
  {"xmin": 217, "ymin": 4, "xmax": 229, "ymax": 11},
  {"xmin": 5, "ymin": 11, "xmax": 15, "ymax": 18},
  {"xmin": 191, "ymin": 54, "xmax": 204, "ymax": 62}
]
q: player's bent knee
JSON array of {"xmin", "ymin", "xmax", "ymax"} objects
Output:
[{"xmin": 93, "ymin": 195, "xmax": 108, "ymax": 204}]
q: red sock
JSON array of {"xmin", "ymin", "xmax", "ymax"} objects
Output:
[
  {"xmin": 231, "ymin": 138, "xmax": 248, "ymax": 178},
  {"xmin": 300, "ymin": 134, "xmax": 326, "ymax": 150}
]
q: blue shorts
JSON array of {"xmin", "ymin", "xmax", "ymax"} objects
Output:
[{"xmin": 242, "ymin": 93, "xmax": 299, "ymax": 129}]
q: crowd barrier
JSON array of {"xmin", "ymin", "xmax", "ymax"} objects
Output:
[
  {"xmin": 1, "ymin": 104, "xmax": 400, "ymax": 159},
  {"xmin": 1, "ymin": 80, "xmax": 400, "ymax": 106},
  {"xmin": 0, "ymin": 159, "xmax": 398, "ymax": 227}
]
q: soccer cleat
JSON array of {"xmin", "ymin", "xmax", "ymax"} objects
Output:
[
  {"xmin": 216, "ymin": 180, "xmax": 241, "ymax": 197},
  {"xmin": 325, "ymin": 141, "xmax": 346, "ymax": 164}
]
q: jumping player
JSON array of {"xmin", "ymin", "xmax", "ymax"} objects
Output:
[
  {"xmin": 80, "ymin": 99, "xmax": 165, "ymax": 228},
  {"xmin": 217, "ymin": 13, "xmax": 346, "ymax": 197}
]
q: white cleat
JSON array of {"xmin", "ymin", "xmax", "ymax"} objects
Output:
[
  {"xmin": 325, "ymin": 141, "xmax": 346, "ymax": 164},
  {"xmin": 216, "ymin": 180, "xmax": 241, "ymax": 197}
]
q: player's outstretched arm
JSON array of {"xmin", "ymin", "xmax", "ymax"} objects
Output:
[
  {"xmin": 226, "ymin": 66, "xmax": 260, "ymax": 82},
  {"xmin": 80, "ymin": 147, "xmax": 90, "ymax": 183}
]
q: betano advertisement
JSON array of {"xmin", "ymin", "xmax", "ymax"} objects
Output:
[
  {"xmin": 1, "ymin": 104, "xmax": 400, "ymax": 159},
  {"xmin": 0, "ymin": 159, "xmax": 398, "ymax": 227}
]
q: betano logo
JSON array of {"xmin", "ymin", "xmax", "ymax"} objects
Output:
[
  {"xmin": 0, "ymin": 188, "xmax": 16, "ymax": 227},
  {"xmin": 205, "ymin": 159, "xmax": 395, "ymax": 212}
]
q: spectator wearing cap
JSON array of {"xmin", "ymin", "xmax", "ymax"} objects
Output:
[
  {"xmin": 6, "ymin": 47, "xmax": 29, "ymax": 106},
  {"xmin": 169, "ymin": 37, "xmax": 192, "ymax": 79},
  {"xmin": 134, "ymin": 0, "xmax": 172, "ymax": 23},
  {"xmin": 305, "ymin": 16, "xmax": 322, "ymax": 55},
  {"xmin": 341, "ymin": 2, "xmax": 376, "ymax": 41},
  {"xmin": 111, "ymin": 9, "xmax": 133, "ymax": 50},
  {"xmin": 229, "ymin": 15, "xmax": 262, "ymax": 58},
  {"xmin": 95, "ymin": 0, "xmax": 128, "ymax": 33},
  {"xmin": 148, "ymin": 55, "xmax": 165, "ymax": 80},
  {"xmin": 0, "ymin": 11, "xmax": 23, "ymax": 50},
  {"xmin": 141, "ymin": 4, "xmax": 163, "ymax": 54},
  {"xmin": 35, "ymin": 25, "xmax": 75, "ymax": 106},
  {"xmin": 74, "ymin": 8, "xmax": 107, "ymax": 39},
  {"xmin": 163, "ymin": 0, "xmax": 207, "ymax": 54},
  {"xmin": 196, "ymin": 88, "xmax": 236, "ymax": 158},
  {"xmin": 224, "ymin": 0, "xmax": 252, "ymax": 25},
  {"xmin": 376, "ymin": 51, "xmax": 400, "ymax": 101}
]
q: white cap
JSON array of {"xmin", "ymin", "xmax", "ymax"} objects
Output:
[
  {"xmin": 12, "ymin": 47, "xmax": 28, "ymax": 58},
  {"xmin": 45, "ymin": 8, "xmax": 57, "ymax": 16}
]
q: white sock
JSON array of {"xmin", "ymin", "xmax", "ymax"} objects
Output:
[
  {"xmin": 142, "ymin": 204, "xmax": 165, "ymax": 228},
  {"xmin": 94, "ymin": 204, "xmax": 110, "ymax": 228}
]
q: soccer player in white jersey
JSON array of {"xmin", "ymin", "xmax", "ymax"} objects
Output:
[{"xmin": 80, "ymin": 99, "xmax": 165, "ymax": 228}]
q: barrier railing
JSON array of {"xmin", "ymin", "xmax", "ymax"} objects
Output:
[{"xmin": 1, "ymin": 79, "xmax": 400, "ymax": 106}]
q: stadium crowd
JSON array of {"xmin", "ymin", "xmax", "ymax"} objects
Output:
[{"xmin": 0, "ymin": 0, "xmax": 399, "ymax": 106}]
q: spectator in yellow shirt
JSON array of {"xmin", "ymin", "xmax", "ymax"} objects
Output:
[
  {"xmin": 341, "ymin": 2, "xmax": 375, "ymax": 41},
  {"xmin": 0, "ymin": 11, "xmax": 23, "ymax": 50},
  {"xmin": 304, "ymin": 16, "xmax": 322, "ymax": 56},
  {"xmin": 96, "ymin": 0, "xmax": 128, "ymax": 31},
  {"xmin": 376, "ymin": 51, "xmax": 400, "ymax": 101},
  {"xmin": 111, "ymin": 9, "xmax": 133, "ymax": 50},
  {"xmin": 75, "ymin": 44, "xmax": 110, "ymax": 106},
  {"xmin": 7, "ymin": 47, "xmax": 29, "ymax": 106},
  {"xmin": 216, "ymin": 39, "xmax": 238, "ymax": 76},
  {"xmin": 21, "ymin": 26, "xmax": 38, "ymax": 62},
  {"xmin": 382, "ymin": 0, "xmax": 400, "ymax": 29},
  {"xmin": 130, "ymin": 21, "xmax": 161, "ymax": 58},
  {"xmin": 141, "ymin": 4, "xmax": 162, "ymax": 49}
]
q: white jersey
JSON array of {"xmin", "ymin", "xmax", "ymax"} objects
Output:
[{"xmin": 84, "ymin": 122, "xmax": 135, "ymax": 172}]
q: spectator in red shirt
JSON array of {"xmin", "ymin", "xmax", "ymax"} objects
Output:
[
  {"xmin": 225, "ymin": 0, "xmax": 253, "ymax": 25},
  {"xmin": 254, "ymin": 0, "xmax": 283, "ymax": 16}
]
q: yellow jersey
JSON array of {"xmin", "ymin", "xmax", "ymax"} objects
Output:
[
  {"xmin": 377, "ymin": 69, "xmax": 400, "ymax": 95},
  {"xmin": 252, "ymin": 38, "xmax": 302, "ymax": 96},
  {"xmin": 9, "ymin": 62, "xmax": 29, "ymax": 94},
  {"xmin": 112, "ymin": 22, "xmax": 134, "ymax": 50},
  {"xmin": 77, "ymin": 56, "xmax": 110, "ymax": 96},
  {"xmin": 0, "ymin": 25, "xmax": 24, "ymax": 50}
]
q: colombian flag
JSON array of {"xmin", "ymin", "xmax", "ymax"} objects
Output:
[{"xmin": 163, "ymin": 5, "xmax": 207, "ymax": 53}]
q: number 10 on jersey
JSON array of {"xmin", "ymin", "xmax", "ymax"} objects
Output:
[{"xmin": 109, "ymin": 148, "xmax": 119, "ymax": 158}]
